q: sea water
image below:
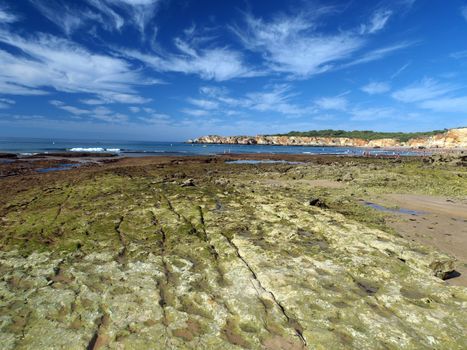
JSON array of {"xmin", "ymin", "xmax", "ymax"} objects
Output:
[{"xmin": 0, "ymin": 137, "xmax": 424, "ymax": 157}]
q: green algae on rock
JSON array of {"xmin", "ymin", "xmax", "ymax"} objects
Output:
[{"xmin": 0, "ymin": 156, "xmax": 466, "ymax": 349}]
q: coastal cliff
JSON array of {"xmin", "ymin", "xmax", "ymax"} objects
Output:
[{"xmin": 189, "ymin": 127, "xmax": 467, "ymax": 149}]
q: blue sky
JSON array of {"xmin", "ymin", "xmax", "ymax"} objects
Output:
[{"xmin": 0, "ymin": 0, "xmax": 466, "ymax": 141}]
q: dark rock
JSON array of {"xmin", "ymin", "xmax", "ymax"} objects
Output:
[
  {"xmin": 181, "ymin": 178, "xmax": 195, "ymax": 187},
  {"xmin": 309, "ymin": 198, "xmax": 328, "ymax": 208}
]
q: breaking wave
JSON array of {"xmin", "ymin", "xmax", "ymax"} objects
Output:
[{"xmin": 69, "ymin": 148, "xmax": 121, "ymax": 153}]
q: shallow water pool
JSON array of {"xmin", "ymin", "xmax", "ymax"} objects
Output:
[
  {"xmin": 225, "ymin": 160, "xmax": 304, "ymax": 165},
  {"xmin": 361, "ymin": 201, "xmax": 424, "ymax": 215},
  {"xmin": 37, "ymin": 163, "xmax": 81, "ymax": 173}
]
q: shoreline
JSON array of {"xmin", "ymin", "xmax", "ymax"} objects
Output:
[
  {"xmin": 0, "ymin": 144, "xmax": 465, "ymax": 161},
  {"xmin": 1, "ymin": 152, "xmax": 466, "ymax": 178}
]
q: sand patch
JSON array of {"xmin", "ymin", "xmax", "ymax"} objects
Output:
[{"xmin": 368, "ymin": 194, "xmax": 467, "ymax": 286}]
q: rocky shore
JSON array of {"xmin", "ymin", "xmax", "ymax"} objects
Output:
[
  {"xmin": 189, "ymin": 127, "xmax": 467, "ymax": 149},
  {"xmin": 0, "ymin": 154, "xmax": 466, "ymax": 349}
]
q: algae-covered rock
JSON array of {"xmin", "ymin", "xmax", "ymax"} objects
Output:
[{"xmin": 0, "ymin": 158, "xmax": 466, "ymax": 349}]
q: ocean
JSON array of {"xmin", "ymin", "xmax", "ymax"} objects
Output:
[{"xmin": 0, "ymin": 137, "xmax": 422, "ymax": 156}]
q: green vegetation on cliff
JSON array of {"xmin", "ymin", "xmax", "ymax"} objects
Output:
[{"xmin": 272, "ymin": 129, "xmax": 448, "ymax": 142}]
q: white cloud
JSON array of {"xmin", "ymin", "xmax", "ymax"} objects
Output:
[
  {"xmin": 187, "ymin": 98, "xmax": 219, "ymax": 110},
  {"xmin": 199, "ymin": 86, "xmax": 226, "ymax": 97},
  {"xmin": 139, "ymin": 113, "xmax": 171, "ymax": 124},
  {"xmin": 80, "ymin": 93, "xmax": 151, "ymax": 105},
  {"xmin": 351, "ymin": 107, "xmax": 396, "ymax": 121},
  {"xmin": 360, "ymin": 9, "xmax": 393, "ymax": 34},
  {"xmin": 450, "ymin": 50, "xmax": 467, "ymax": 59},
  {"xmin": 29, "ymin": 0, "xmax": 102, "ymax": 36},
  {"xmin": 419, "ymin": 96, "xmax": 467, "ymax": 113},
  {"xmin": 129, "ymin": 106, "xmax": 141, "ymax": 113},
  {"xmin": 344, "ymin": 42, "xmax": 412, "ymax": 67},
  {"xmin": 103, "ymin": 0, "xmax": 160, "ymax": 35},
  {"xmin": 0, "ymin": 30, "xmax": 153, "ymax": 97},
  {"xmin": 113, "ymin": 93, "xmax": 151, "ymax": 104},
  {"xmin": 197, "ymin": 84, "xmax": 311, "ymax": 116},
  {"xmin": 0, "ymin": 6, "xmax": 18, "ymax": 23},
  {"xmin": 80, "ymin": 99, "xmax": 106, "ymax": 106},
  {"xmin": 361, "ymin": 82, "xmax": 391, "ymax": 94},
  {"xmin": 49, "ymin": 100, "xmax": 129, "ymax": 122},
  {"xmin": 245, "ymin": 85, "xmax": 308, "ymax": 115},
  {"xmin": 0, "ymin": 82, "xmax": 48, "ymax": 96},
  {"xmin": 102, "ymin": 93, "xmax": 152, "ymax": 104},
  {"xmin": 233, "ymin": 13, "xmax": 364, "ymax": 77},
  {"xmin": 30, "ymin": 0, "xmax": 160, "ymax": 35},
  {"xmin": 122, "ymin": 39, "xmax": 258, "ymax": 81},
  {"xmin": 0, "ymin": 98, "xmax": 15, "ymax": 109},
  {"xmin": 181, "ymin": 108, "xmax": 211, "ymax": 117},
  {"xmin": 391, "ymin": 62, "xmax": 411, "ymax": 79},
  {"xmin": 50, "ymin": 100, "xmax": 89, "ymax": 115},
  {"xmin": 315, "ymin": 96, "xmax": 348, "ymax": 110},
  {"xmin": 85, "ymin": 0, "xmax": 124, "ymax": 30},
  {"xmin": 92, "ymin": 106, "xmax": 128, "ymax": 123},
  {"xmin": 462, "ymin": 6, "xmax": 467, "ymax": 21},
  {"xmin": 392, "ymin": 78, "xmax": 456, "ymax": 103}
]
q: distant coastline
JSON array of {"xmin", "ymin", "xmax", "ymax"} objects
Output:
[{"xmin": 189, "ymin": 127, "xmax": 467, "ymax": 149}]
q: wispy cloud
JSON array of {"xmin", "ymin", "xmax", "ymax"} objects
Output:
[
  {"xmin": 419, "ymin": 96, "xmax": 467, "ymax": 113},
  {"xmin": 181, "ymin": 108, "xmax": 211, "ymax": 117},
  {"xmin": 360, "ymin": 9, "xmax": 393, "ymax": 34},
  {"xmin": 0, "ymin": 98, "xmax": 16, "ymax": 109},
  {"xmin": 187, "ymin": 98, "xmax": 219, "ymax": 110},
  {"xmin": 351, "ymin": 107, "xmax": 397, "ymax": 121},
  {"xmin": 29, "ymin": 0, "xmax": 160, "ymax": 35},
  {"xmin": 108, "ymin": 0, "xmax": 161, "ymax": 35},
  {"xmin": 232, "ymin": 8, "xmax": 410, "ymax": 78},
  {"xmin": 0, "ymin": 5, "xmax": 19, "ymax": 23},
  {"xmin": 50, "ymin": 100, "xmax": 89, "ymax": 115},
  {"xmin": 81, "ymin": 93, "xmax": 152, "ymax": 105},
  {"xmin": 0, "ymin": 29, "xmax": 153, "ymax": 98},
  {"xmin": 194, "ymin": 84, "xmax": 312, "ymax": 116},
  {"xmin": 361, "ymin": 82, "xmax": 391, "ymax": 94},
  {"xmin": 245, "ymin": 85, "xmax": 308, "ymax": 115},
  {"xmin": 29, "ymin": 0, "xmax": 102, "ymax": 36},
  {"xmin": 344, "ymin": 42, "xmax": 412, "ymax": 67},
  {"xmin": 91, "ymin": 106, "xmax": 128, "ymax": 123},
  {"xmin": 121, "ymin": 36, "xmax": 258, "ymax": 81},
  {"xmin": 461, "ymin": 6, "xmax": 467, "ymax": 22},
  {"xmin": 390, "ymin": 62, "xmax": 411, "ymax": 79},
  {"xmin": 450, "ymin": 50, "xmax": 467, "ymax": 59},
  {"xmin": 315, "ymin": 96, "xmax": 348, "ymax": 110},
  {"xmin": 49, "ymin": 100, "xmax": 129, "ymax": 123},
  {"xmin": 392, "ymin": 78, "xmax": 456, "ymax": 103},
  {"xmin": 232, "ymin": 12, "xmax": 365, "ymax": 77},
  {"xmin": 85, "ymin": 0, "xmax": 124, "ymax": 31},
  {"xmin": 139, "ymin": 113, "xmax": 171, "ymax": 125}
]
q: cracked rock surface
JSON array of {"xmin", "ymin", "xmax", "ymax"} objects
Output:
[{"xmin": 0, "ymin": 156, "xmax": 466, "ymax": 349}]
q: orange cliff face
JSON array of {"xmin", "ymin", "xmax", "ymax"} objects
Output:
[
  {"xmin": 407, "ymin": 128, "xmax": 467, "ymax": 148},
  {"xmin": 188, "ymin": 128, "xmax": 467, "ymax": 149}
]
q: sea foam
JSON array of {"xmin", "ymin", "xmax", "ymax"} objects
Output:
[{"xmin": 69, "ymin": 148, "xmax": 121, "ymax": 153}]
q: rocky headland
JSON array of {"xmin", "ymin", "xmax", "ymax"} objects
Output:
[{"xmin": 189, "ymin": 127, "xmax": 467, "ymax": 149}]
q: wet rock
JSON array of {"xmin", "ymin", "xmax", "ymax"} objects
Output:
[
  {"xmin": 0, "ymin": 156, "xmax": 466, "ymax": 349},
  {"xmin": 342, "ymin": 173, "xmax": 354, "ymax": 182},
  {"xmin": 308, "ymin": 197, "xmax": 328, "ymax": 209},
  {"xmin": 181, "ymin": 178, "xmax": 195, "ymax": 187}
]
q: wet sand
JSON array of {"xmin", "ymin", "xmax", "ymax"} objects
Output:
[{"xmin": 368, "ymin": 194, "xmax": 467, "ymax": 286}]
